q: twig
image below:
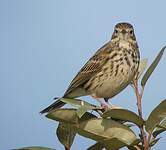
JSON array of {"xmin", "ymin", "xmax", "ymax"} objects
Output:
[
  {"xmin": 134, "ymin": 145, "xmax": 142, "ymax": 150},
  {"xmin": 65, "ymin": 146, "xmax": 70, "ymax": 150},
  {"xmin": 133, "ymin": 80, "xmax": 149, "ymax": 150},
  {"xmin": 147, "ymin": 131, "xmax": 152, "ymax": 150}
]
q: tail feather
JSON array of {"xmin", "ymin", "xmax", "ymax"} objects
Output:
[{"xmin": 40, "ymin": 98, "xmax": 65, "ymax": 114}]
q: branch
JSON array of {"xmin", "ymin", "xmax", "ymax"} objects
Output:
[
  {"xmin": 133, "ymin": 80, "xmax": 149, "ymax": 150},
  {"xmin": 65, "ymin": 146, "xmax": 70, "ymax": 150}
]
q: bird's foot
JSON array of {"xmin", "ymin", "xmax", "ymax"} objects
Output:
[
  {"xmin": 91, "ymin": 95, "xmax": 109, "ymax": 109},
  {"xmin": 100, "ymin": 103, "xmax": 122, "ymax": 112},
  {"xmin": 101, "ymin": 102, "xmax": 110, "ymax": 110}
]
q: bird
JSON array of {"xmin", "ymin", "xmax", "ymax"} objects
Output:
[{"xmin": 40, "ymin": 22, "xmax": 140, "ymax": 114}]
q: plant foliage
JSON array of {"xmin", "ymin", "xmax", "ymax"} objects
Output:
[{"xmin": 16, "ymin": 46, "xmax": 165, "ymax": 150}]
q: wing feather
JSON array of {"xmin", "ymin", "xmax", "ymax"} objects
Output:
[{"xmin": 64, "ymin": 42, "xmax": 112, "ymax": 97}]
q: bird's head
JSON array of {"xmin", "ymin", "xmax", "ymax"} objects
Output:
[{"xmin": 111, "ymin": 22, "xmax": 136, "ymax": 43}]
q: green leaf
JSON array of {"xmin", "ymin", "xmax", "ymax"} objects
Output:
[
  {"xmin": 60, "ymin": 98, "xmax": 99, "ymax": 118},
  {"xmin": 87, "ymin": 139, "xmax": 131, "ymax": 150},
  {"xmin": 60, "ymin": 98, "xmax": 96, "ymax": 109},
  {"xmin": 101, "ymin": 138, "xmax": 139, "ymax": 150},
  {"xmin": 153, "ymin": 119, "xmax": 166, "ymax": 137},
  {"xmin": 76, "ymin": 118, "xmax": 138, "ymax": 146},
  {"xmin": 14, "ymin": 147, "xmax": 54, "ymax": 150},
  {"xmin": 56, "ymin": 122, "xmax": 76, "ymax": 149},
  {"xmin": 103, "ymin": 138, "xmax": 127, "ymax": 150},
  {"xmin": 145, "ymin": 99, "xmax": 166, "ymax": 133},
  {"xmin": 46, "ymin": 108, "xmax": 78, "ymax": 124},
  {"xmin": 46, "ymin": 108, "xmax": 97, "ymax": 124},
  {"xmin": 76, "ymin": 105, "xmax": 93, "ymax": 118},
  {"xmin": 87, "ymin": 140, "xmax": 129, "ymax": 150},
  {"xmin": 150, "ymin": 137, "xmax": 161, "ymax": 147},
  {"xmin": 141, "ymin": 46, "xmax": 165, "ymax": 87},
  {"xmin": 127, "ymin": 145, "xmax": 143, "ymax": 150},
  {"xmin": 46, "ymin": 109, "xmax": 138, "ymax": 149},
  {"xmin": 87, "ymin": 142, "xmax": 104, "ymax": 150},
  {"xmin": 102, "ymin": 108, "xmax": 144, "ymax": 127},
  {"xmin": 136, "ymin": 58, "xmax": 148, "ymax": 79},
  {"xmin": 78, "ymin": 112, "xmax": 98, "ymax": 122}
]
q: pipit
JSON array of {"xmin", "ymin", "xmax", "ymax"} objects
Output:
[{"xmin": 40, "ymin": 22, "xmax": 140, "ymax": 113}]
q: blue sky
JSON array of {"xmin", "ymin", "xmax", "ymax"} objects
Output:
[{"xmin": 0, "ymin": 0, "xmax": 166, "ymax": 149}]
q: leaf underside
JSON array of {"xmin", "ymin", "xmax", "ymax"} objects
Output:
[
  {"xmin": 145, "ymin": 99, "xmax": 166, "ymax": 133},
  {"xmin": 56, "ymin": 122, "xmax": 76, "ymax": 148},
  {"xmin": 102, "ymin": 108, "xmax": 144, "ymax": 127},
  {"xmin": 141, "ymin": 46, "xmax": 165, "ymax": 87}
]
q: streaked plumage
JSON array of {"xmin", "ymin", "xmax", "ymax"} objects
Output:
[{"xmin": 40, "ymin": 22, "xmax": 140, "ymax": 113}]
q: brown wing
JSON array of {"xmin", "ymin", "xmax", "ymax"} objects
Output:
[{"xmin": 64, "ymin": 41, "xmax": 112, "ymax": 97}]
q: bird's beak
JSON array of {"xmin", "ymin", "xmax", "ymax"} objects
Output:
[
  {"xmin": 121, "ymin": 29, "xmax": 127, "ymax": 35},
  {"xmin": 120, "ymin": 29, "xmax": 127, "ymax": 40}
]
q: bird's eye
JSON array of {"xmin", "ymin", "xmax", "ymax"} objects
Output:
[
  {"xmin": 130, "ymin": 30, "xmax": 133, "ymax": 34},
  {"xmin": 115, "ymin": 29, "xmax": 118, "ymax": 34}
]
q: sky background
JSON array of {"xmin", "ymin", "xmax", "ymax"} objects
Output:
[{"xmin": 0, "ymin": 0, "xmax": 166, "ymax": 149}]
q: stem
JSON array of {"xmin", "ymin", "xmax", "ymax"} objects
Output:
[
  {"xmin": 65, "ymin": 146, "xmax": 70, "ymax": 150},
  {"xmin": 133, "ymin": 80, "xmax": 143, "ymax": 117},
  {"xmin": 133, "ymin": 80, "xmax": 149, "ymax": 150},
  {"xmin": 147, "ymin": 131, "xmax": 152, "ymax": 150},
  {"xmin": 134, "ymin": 145, "xmax": 142, "ymax": 150}
]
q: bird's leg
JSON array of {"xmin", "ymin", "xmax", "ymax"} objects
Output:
[
  {"xmin": 92, "ymin": 95, "xmax": 122, "ymax": 110},
  {"xmin": 104, "ymin": 98, "xmax": 122, "ymax": 109},
  {"xmin": 103, "ymin": 98, "xmax": 111, "ymax": 109},
  {"xmin": 100, "ymin": 101, "xmax": 110, "ymax": 109},
  {"xmin": 92, "ymin": 95, "xmax": 109, "ymax": 109}
]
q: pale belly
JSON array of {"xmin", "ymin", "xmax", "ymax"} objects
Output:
[{"xmin": 84, "ymin": 62, "xmax": 137, "ymax": 98}]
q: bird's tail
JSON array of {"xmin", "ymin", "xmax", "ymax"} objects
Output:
[{"xmin": 40, "ymin": 98, "xmax": 65, "ymax": 114}]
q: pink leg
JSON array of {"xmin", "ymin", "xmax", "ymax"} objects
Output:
[
  {"xmin": 91, "ymin": 95, "xmax": 110, "ymax": 109},
  {"xmin": 101, "ymin": 102, "xmax": 110, "ymax": 109},
  {"xmin": 92, "ymin": 95, "xmax": 122, "ymax": 110}
]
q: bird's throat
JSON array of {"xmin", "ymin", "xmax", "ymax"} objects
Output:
[{"xmin": 119, "ymin": 40, "xmax": 130, "ymax": 49}]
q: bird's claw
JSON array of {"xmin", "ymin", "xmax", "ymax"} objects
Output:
[{"xmin": 100, "ymin": 103, "xmax": 122, "ymax": 111}]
